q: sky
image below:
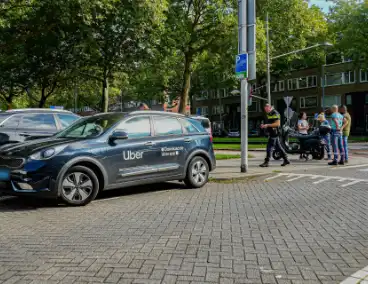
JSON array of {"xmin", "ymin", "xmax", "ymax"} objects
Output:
[{"xmin": 309, "ymin": 0, "xmax": 333, "ymax": 13}]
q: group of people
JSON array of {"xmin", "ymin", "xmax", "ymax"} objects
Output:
[
  {"xmin": 260, "ymin": 103, "xmax": 351, "ymax": 167},
  {"xmin": 297, "ymin": 105, "xmax": 351, "ymax": 165}
]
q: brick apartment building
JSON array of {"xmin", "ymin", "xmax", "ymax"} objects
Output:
[{"xmin": 193, "ymin": 61, "xmax": 368, "ymax": 135}]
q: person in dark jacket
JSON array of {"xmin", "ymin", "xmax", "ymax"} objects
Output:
[{"xmin": 259, "ymin": 104, "xmax": 290, "ymax": 167}]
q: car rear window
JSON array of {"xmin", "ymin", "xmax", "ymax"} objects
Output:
[{"xmin": 191, "ymin": 117, "xmax": 210, "ymax": 129}]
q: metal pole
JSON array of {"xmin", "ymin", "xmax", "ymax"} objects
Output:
[
  {"xmin": 218, "ymin": 89, "xmax": 223, "ymax": 130},
  {"xmin": 239, "ymin": 0, "xmax": 248, "ymax": 173},
  {"xmin": 74, "ymin": 81, "xmax": 78, "ymax": 113},
  {"xmin": 266, "ymin": 12, "xmax": 271, "ymax": 103}
]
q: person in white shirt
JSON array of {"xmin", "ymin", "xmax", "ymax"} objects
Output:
[{"xmin": 297, "ymin": 112, "xmax": 309, "ymax": 159}]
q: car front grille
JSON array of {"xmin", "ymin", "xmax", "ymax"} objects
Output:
[{"xmin": 0, "ymin": 156, "xmax": 25, "ymax": 169}]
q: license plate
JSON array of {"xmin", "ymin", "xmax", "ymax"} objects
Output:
[{"xmin": 0, "ymin": 169, "xmax": 10, "ymax": 181}]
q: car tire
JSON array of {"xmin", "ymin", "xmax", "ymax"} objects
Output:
[
  {"xmin": 59, "ymin": 166, "xmax": 99, "ymax": 206},
  {"xmin": 184, "ymin": 156, "xmax": 209, "ymax": 188}
]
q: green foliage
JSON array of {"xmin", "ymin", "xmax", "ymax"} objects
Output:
[{"xmin": 329, "ymin": 0, "xmax": 368, "ymax": 65}]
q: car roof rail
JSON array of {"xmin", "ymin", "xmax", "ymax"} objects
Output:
[
  {"xmin": 6, "ymin": 108, "xmax": 74, "ymax": 113},
  {"xmin": 129, "ymin": 110, "xmax": 186, "ymax": 117}
]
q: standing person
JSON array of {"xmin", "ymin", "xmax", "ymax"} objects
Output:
[
  {"xmin": 297, "ymin": 112, "xmax": 309, "ymax": 159},
  {"xmin": 340, "ymin": 105, "xmax": 351, "ymax": 163},
  {"xmin": 138, "ymin": 103, "xmax": 150, "ymax": 110},
  {"xmin": 259, "ymin": 104, "xmax": 290, "ymax": 167},
  {"xmin": 317, "ymin": 112, "xmax": 332, "ymax": 160},
  {"xmin": 329, "ymin": 105, "xmax": 344, "ymax": 165}
]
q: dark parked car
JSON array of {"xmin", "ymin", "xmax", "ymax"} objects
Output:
[
  {"xmin": 0, "ymin": 111, "xmax": 216, "ymax": 206},
  {"xmin": 0, "ymin": 109, "xmax": 80, "ymax": 145}
]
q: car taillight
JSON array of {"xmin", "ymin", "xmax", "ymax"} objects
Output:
[{"xmin": 208, "ymin": 128, "xmax": 213, "ymax": 142}]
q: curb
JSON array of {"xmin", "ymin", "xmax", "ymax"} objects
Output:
[
  {"xmin": 215, "ymin": 148, "xmax": 265, "ymax": 152},
  {"xmin": 209, "ymin": 172, "xmax": 270, "ymax": 182}
]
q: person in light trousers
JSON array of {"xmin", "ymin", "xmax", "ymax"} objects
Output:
[
  {"xmin": 340, "ymin": 105, "xmax": 351, "ymax": 163},
  {"xmin": 329, "ymin": 105, "xmax": 344, "ymax": 166}
]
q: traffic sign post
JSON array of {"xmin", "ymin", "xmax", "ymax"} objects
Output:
[{"xmin": 235, "ymin": 53, "xmax": 248, "ymax": 79}]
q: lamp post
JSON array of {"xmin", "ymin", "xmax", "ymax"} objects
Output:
[{"xmin": 266, "ymin": 41, "xmax": 333, "ymax": 104}]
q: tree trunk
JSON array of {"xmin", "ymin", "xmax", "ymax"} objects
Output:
[
  {"xmin": 179, "ymin": 53, "xmax": 193, "ymax": 114},
  {"xmin": 102, "ymin": 76, "xmax": 109, "ymax": 113},
  {"xmin": 39, "ymin": 88, "xmax": 47, "ymax": 108}
]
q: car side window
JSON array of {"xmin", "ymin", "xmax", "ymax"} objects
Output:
[
  {"xmin": 116, "ymin": 116, "xmax": 151, "ymax": 138},
  {"xmin": 57, "ymin": 114, "xmax": 79, "ymax": 129},
  {"xmin": 180, "ymin": 119, "xmax": 200, "ymax": 134},
  {"xmin": 153, "ymin": 116, "xmax": 183, "ymax": 136},
  {"xmin": 20, "ymin": 114, "xmax": 57, "ymax": 130},
  {"xmin": 1, "ymin": 115, "xmax": 21, "ymax": 128}
]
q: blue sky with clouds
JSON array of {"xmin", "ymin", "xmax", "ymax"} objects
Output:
[{"xmin": 309, "ymin": 0, "xmax": 332, "ymax": 13}]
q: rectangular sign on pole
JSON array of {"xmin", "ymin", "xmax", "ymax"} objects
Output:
[{"xmin": 235, "ymin": 53, "xmax": 248, "ymax": 79}]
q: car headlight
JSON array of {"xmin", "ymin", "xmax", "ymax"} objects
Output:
[{"xmin": 29, "ymin": 145, "xmax": 67, "ymax": 161}]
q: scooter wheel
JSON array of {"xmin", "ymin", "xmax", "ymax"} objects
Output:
[{"xmin": 272, "ymin": 151, "xmax": 282, "ymax": 160}]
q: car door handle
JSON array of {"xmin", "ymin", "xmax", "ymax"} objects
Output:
[
  {"xmin": 184, "ymin": 138, "xmax": 192, "ymax": 143},
  {"xmin": 19, "ymin": 133, "xmax": 30, "ymax": 137},
  {"xmin": 145, "ymin": 141, "xmax": 155, "ymax": 146}
]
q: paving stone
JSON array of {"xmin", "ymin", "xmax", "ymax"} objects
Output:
[{"xmin": 0, "ymin": 178, "xmax": 367, "ymax": 284}]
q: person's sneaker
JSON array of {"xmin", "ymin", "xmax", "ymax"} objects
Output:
[
  {"xmin": 259, "ymin": 162, "xmax": 269, "ymax": 167},
  {"xmin": 338, "ymin": 160, "xmax": 345, "ymax": 165},
  {"xmin": 328, "ymin": 160, "xmax": 338, "ymax": 166},
  {"xmin": 281, "ymin": 160, "xmax": 290, "ymax": 167},
  {"xmin": 345, "ymin": 160, "xmax": 349, "ymax": 164}
]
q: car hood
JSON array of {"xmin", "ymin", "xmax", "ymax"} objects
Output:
[{"xmin": 0, "ymin": 137, "xmax": 83, "ymax": 157}]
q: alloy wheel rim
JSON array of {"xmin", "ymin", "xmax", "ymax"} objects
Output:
[
  {"xmin": 191, "ymin": 160, "xmax": 207, "ymax": 185},
  {"xmin": 62, "ymin": 172, "xmax": 93, "ymax": 202}
]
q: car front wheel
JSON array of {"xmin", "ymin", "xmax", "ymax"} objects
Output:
[
  {"xmin": 59, "ymin": 166, "xmax": 99, "ymax": 206},
  {"xmin": 184, "ymin": 156, "xmax": 209, "ymax": 188}
]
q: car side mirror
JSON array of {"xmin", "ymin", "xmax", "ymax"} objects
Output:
[{"xmin": 109, "ymin": 131, "xmax": 128, "ymax": 141}]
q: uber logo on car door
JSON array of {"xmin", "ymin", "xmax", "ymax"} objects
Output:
[{"xmin": 123, "ymin": 151, "xmax": 143, "ymax": 160}]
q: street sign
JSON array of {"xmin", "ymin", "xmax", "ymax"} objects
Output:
[
  {"xmin": 283, "ymin": 96, "xmax": 293, "ymax": 107},
  {"xmin": 50, "ymin": 106, "xmax": 64, "ymax": 110},
  {"xmin": 235, "ymin": 53, "xmax": 248, "ymax": 79}
]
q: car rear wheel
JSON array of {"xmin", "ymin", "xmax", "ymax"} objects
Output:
[
  {"xmin": 184, "ymin": 156, "xmax": 209, "ymax": 188},
  {"xmin": 60, "ymin": 166, "xmax": 99, "ymax": 206}
]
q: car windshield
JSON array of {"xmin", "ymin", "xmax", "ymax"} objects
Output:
[
  {"xmin": 55, "ymin": 113, "xmax": 125, "ymax": 138},
  {"xmin": 230, "ymin": 129, "xmax": 238, "ymax": 132}
]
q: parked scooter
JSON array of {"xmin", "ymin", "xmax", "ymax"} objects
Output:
[{"xmin": 273, "ymin": 120, "xmax": 331, "ymax": 161}]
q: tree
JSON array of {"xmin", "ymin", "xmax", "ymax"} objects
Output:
[
  {"xmin": 79, "ymin": 0, "xmax": 167, "ymax": 112},
  {"xmin": 329, "ymin": 0, "xmax": 368, "ymax": 65},
  {"xmin": 164, "ymin": 0, "xmax": 237, "ymax": 113}
]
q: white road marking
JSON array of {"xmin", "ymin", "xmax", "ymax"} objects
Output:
[
  {"xmin": 286, "ymin": 175, "xmax": 304, "ymax": 182},
  {"xmin": 331, "ymin": 164, "xmax": 368, "ymax": 170},
  {"xmin": 341, "ymin": 181, "xmax": 361, "ymax": 188},
  {"xmin": 264, "ymin": 173, "xmax": 286, "ymax": 181},
  {"xmin": 266, "ymin": 172, "xmax": 368, "ymax": 187},
  {"xmin": 340, "ymin": 265, "xmax": 368, "ymax": 284},
  {"xmin": 359, "ymin": 168, "xmax": 368, "ymax": 172},
  {"xmin": 313, "ymin": 178, "xmax": 331, "ymax": 184}
]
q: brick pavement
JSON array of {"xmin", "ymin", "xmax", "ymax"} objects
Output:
[{"xmin": 0, "ymin": 178, "xmax": 367, "ymax": 284}]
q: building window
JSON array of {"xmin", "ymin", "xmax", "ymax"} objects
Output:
[
  {"xmin": 300, "ymin": 96, "xmax": 318, "ymax": 108},
  {"xmin": 288, "ymin": 78, "xmax": 298, "ymax": 90},
  {"xmin": 322, "ymin": 95, "xmax": 341, "ymax": 107},
  {"xmin": 196, "ymin": 91, "xmax": 208, "ymax": 101},
  {"xmin": 325, "ymin": 71, "xmax": 355, "ymax": 86},
  {"xmin": 360, "ymin": 69, "xmax": 368, "ymax": 82},
  {"xmin": 273, "ymin": 83, "xmax": 278, "ymax": 92},
  {"xmin": 278, "ymin": 80, "xmax": 285, "ymax": 91},
  {"xmin": 212, "ymin": 105, "xmax": 224, "ymax": 115},
  {"xmin": 307, "ymin": 76, "xmax": 317, "ymax": 87},
  {"xmin": 298, "ymin": 77, "xmax": 308, "ymax": 89},
  {"xmin": 365, "ymin": 94, "xmax": 368, "ymax": 105},
  {"xmin": 346, "ymin": 94, "xmax": 352, "ymax": 105},
  {"xmin": 219, "ymin": 89, "xmax": 227, "ymax": 98},
  {"xmin": 196, "ymin": 106, "xmax": 208, "ymax": 116},
  {"xmin": 343, "ymin": 71, "xmax": 355, "ymax": 84}
]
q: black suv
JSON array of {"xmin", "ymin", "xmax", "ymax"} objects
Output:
[
  {"xmin": 0, "ymin": 109, "xmax": 80, "ymax": 145},
  {"xmin": 0, "ymin": 111, "xmax": 216, "ymax": 206}
]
